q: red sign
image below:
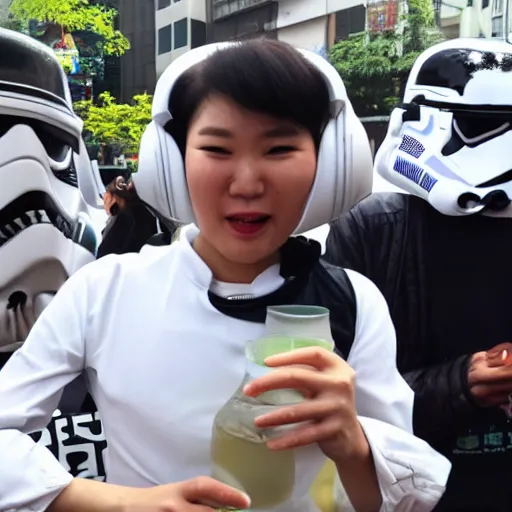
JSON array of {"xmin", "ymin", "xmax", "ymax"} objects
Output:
[{"xmin": 367, "ymin": 0, "xmax": 399, "ymax": 32}]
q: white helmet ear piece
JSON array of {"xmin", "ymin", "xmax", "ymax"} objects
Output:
[{"xmin": 134, "ymin": 121, "xmax": 193, "ymax": 223}]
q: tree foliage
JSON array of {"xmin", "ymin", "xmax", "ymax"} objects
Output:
[
  {"xmin": 74, "ymin": 92, "xmax": 152, "ymax": 154},
  {"xmin": 329, "ymin": 0, "xmax": 444, "ymax": 117},
  {"xmin": 0, "ymin": 17, "xmax": 23, "ymax": 31},
  {"xmin": 9, "ymin": 0, "xmax": 130, "ymax": 55}
]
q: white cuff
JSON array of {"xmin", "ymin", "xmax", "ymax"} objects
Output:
[
  {"xmin": 0, "ymin": 430, "xmax": 73, "ymax": 512},
  {"xmin": 358, "ymin": 416, "xmax": 451, "ymax": 512}
]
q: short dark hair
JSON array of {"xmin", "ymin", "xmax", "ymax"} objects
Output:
[{"xmin": 166, "ymin": 39, "xmax": 331, "ymax": 154}]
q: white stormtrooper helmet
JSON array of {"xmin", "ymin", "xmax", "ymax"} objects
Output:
[
  {"xmin": 0, "ymin": 29, "xmax": 99, "ymax": 353},
  {"xmin": 375, "ymin": 38, "xmax": 512, "ymax": 216}
]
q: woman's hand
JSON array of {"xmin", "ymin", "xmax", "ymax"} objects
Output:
[
  {"xmin": 126, "ymin": 476, "xmax": 251, "ymax": 511},
  {"xmin": 244, "ymin": 347, "xmax": 382, "ymax": 512},
  {"xmin": 243, "ymin": 346, "xmax": 369, "ymax": 464},
  {"xmin": 49, "ymin": 476, "xmax": 251, "ymax": 512},
  {"xmin": 469, "ymin": 342, "xmax": 512, "ymax": 407}
]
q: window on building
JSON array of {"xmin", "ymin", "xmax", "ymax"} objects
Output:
[
  {"xmin": 191, "ymin": 19, "xmax": 206, "ymax": 49},
  {"xmin": 211, "ymin": 2, "xmax": 277, "ymax": 41},
  {"xmin": 174, "ymin": 18, "xmax": 188, "ymax": 49},
  {"xmin": 157, "ymin": 0, "xmax": 171, "ymax": 9},
  {"xmin": 158, "ymin": 24, "xmax": 172, "ymax": 54},
  {"xmin": 335, "ymin": 5, "xmax": 366, "ymax": 41},
  {"xmin": 493, "ymin": 0, "xmax": 503, "ymax": 15}
]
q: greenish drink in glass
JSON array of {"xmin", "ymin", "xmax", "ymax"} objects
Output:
[{"xmin": 211, "ymin": 306, "xmax": 335, "ymax": 511}]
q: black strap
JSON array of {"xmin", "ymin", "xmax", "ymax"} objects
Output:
[
  {"xmin": 146, "ymin": 231, "xmax": 173, "ymax": 247},
  {"xmin": 209, "ymin": 236, "xmax": 357, "ymax": 359},
  {"xmin": 208, "ymin": 236, "xmax": 321, "ymax": 323}
]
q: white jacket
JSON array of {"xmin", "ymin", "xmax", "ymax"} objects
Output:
[{"xmin": 0, "ymin": 226, "xmax": 450, "ymax": 511}]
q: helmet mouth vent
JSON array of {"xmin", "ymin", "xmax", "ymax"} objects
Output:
[{"xmin": 0, "ymin": 191, "xmax": 73, "ymax": 249}]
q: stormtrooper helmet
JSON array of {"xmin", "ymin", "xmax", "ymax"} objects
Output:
[
  {"xmin": 375, "ymin": 38, "xmax": 512, "ymax": 216},
  {"xmin": 0, "ymin": 29, "xmax": 99, "ymax": 353}
]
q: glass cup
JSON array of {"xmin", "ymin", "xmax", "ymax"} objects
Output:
[{"xmin": 211, "ymin": 323, "xmax": 334, "ymax": 510}]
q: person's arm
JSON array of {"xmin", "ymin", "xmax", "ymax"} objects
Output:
[
  {"xmin": 326, "ymin": 200, "xmax": 486, "ymax": 443},
  {"xmin": 324, "ymin": 207, "xmax": 369, "ymax": 274},
  {"xmin": 341, "ymin": 270, "xmax": 451, "ymax": 511},
  {"xmin": 49, "ymin": 475, "xmax": 252, "ymax": 512},
  {"xmin": 403, "ymin": 354, "xmax": 497, "ymax": 442},
  {"xmin": 0, "ymin": 268, "xmax": 92, "ymax": 511}
]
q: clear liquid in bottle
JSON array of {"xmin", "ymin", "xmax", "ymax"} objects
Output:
[
  {"xmin": 211, "ymin": 306, "xmax": 335, "ymax": 510},
  {"xmin": 211, "ymin": 391, "xmax": 295, "ymax": 509}
]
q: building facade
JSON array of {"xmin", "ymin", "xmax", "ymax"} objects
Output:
[
  {"xmin": 276, "ymin": 0, "xmax": 365, "ymax": 56},
  {"xmin": 117, "ymin": 0, "xmax": 157, "ymax": 102},
  {"xmin": 93, "ymin": 0, "xmax": 156, "ymax": 102},
  {"xmin": 0, "ymin": 0, "xmax": 9, "ymax": 24},
  {"xmin": 0, "ymin": 0, "xmax": 156, "ymax": 102},
  {"xmin": 438, "ymin": 0, "xmax": 510, "ymax": 39},
  {"xmin": 155, "ymin": 0, "xmax": 207, "ymax": 77},
  {"xmin": 208, "ymin": 0, "xmax": 278, "ymax": 42},
  {"xmin": 204, "ymin": 0, "xmax": 366, "ymax": 56}
]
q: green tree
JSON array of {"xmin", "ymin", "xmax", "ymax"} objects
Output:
[
  {"xmin": 329, "ymin": 1, "xmax": 443, "ymax": 117},
  {"xmin": 9, "ymin": 0, "xmax": 130, "ymax": 55},
  {"xmin": 0, "ymin": 18, "xmax": 23, "ymax": 31},
  {"xmin": 329, "ymin": 32, "xmax": 401, "ymax": 116},
  {"xmin": 74, "ymin": 91, "xmax": 152, "ymax": 155}
]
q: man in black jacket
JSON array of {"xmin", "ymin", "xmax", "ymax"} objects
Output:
[{"xmin": 325, "ymin": 38, "xmax": 512, "ymax": 511}]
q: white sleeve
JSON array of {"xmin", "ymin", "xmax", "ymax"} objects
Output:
[
  {"xmin": 0, "ymin": 267, "xmax": 91, "ymax": 512},
  {"xmin": 345, "ymin": 269, "xmax": 414, "ymax": 433},
  {"xmin": 337, "ymin": 270, "xmax": 451, "ymax": 511}
]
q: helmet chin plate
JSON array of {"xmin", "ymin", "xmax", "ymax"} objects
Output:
[{"xmin": 458, "ymin": 190, "xmax": 511, "ymax": 212}]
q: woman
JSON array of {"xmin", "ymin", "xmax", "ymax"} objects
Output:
[
  {"xmin": 0, "ymin": 40, "xmax": 449, "ymax": 511},
  {"xmin": 97, "ymin": 176, "xmax": 176, "ymax": 258}
]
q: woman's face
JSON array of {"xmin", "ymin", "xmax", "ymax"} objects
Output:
[{"xmin": 185, "ymin": 94, "xmax": 317, "ymax": 277}]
